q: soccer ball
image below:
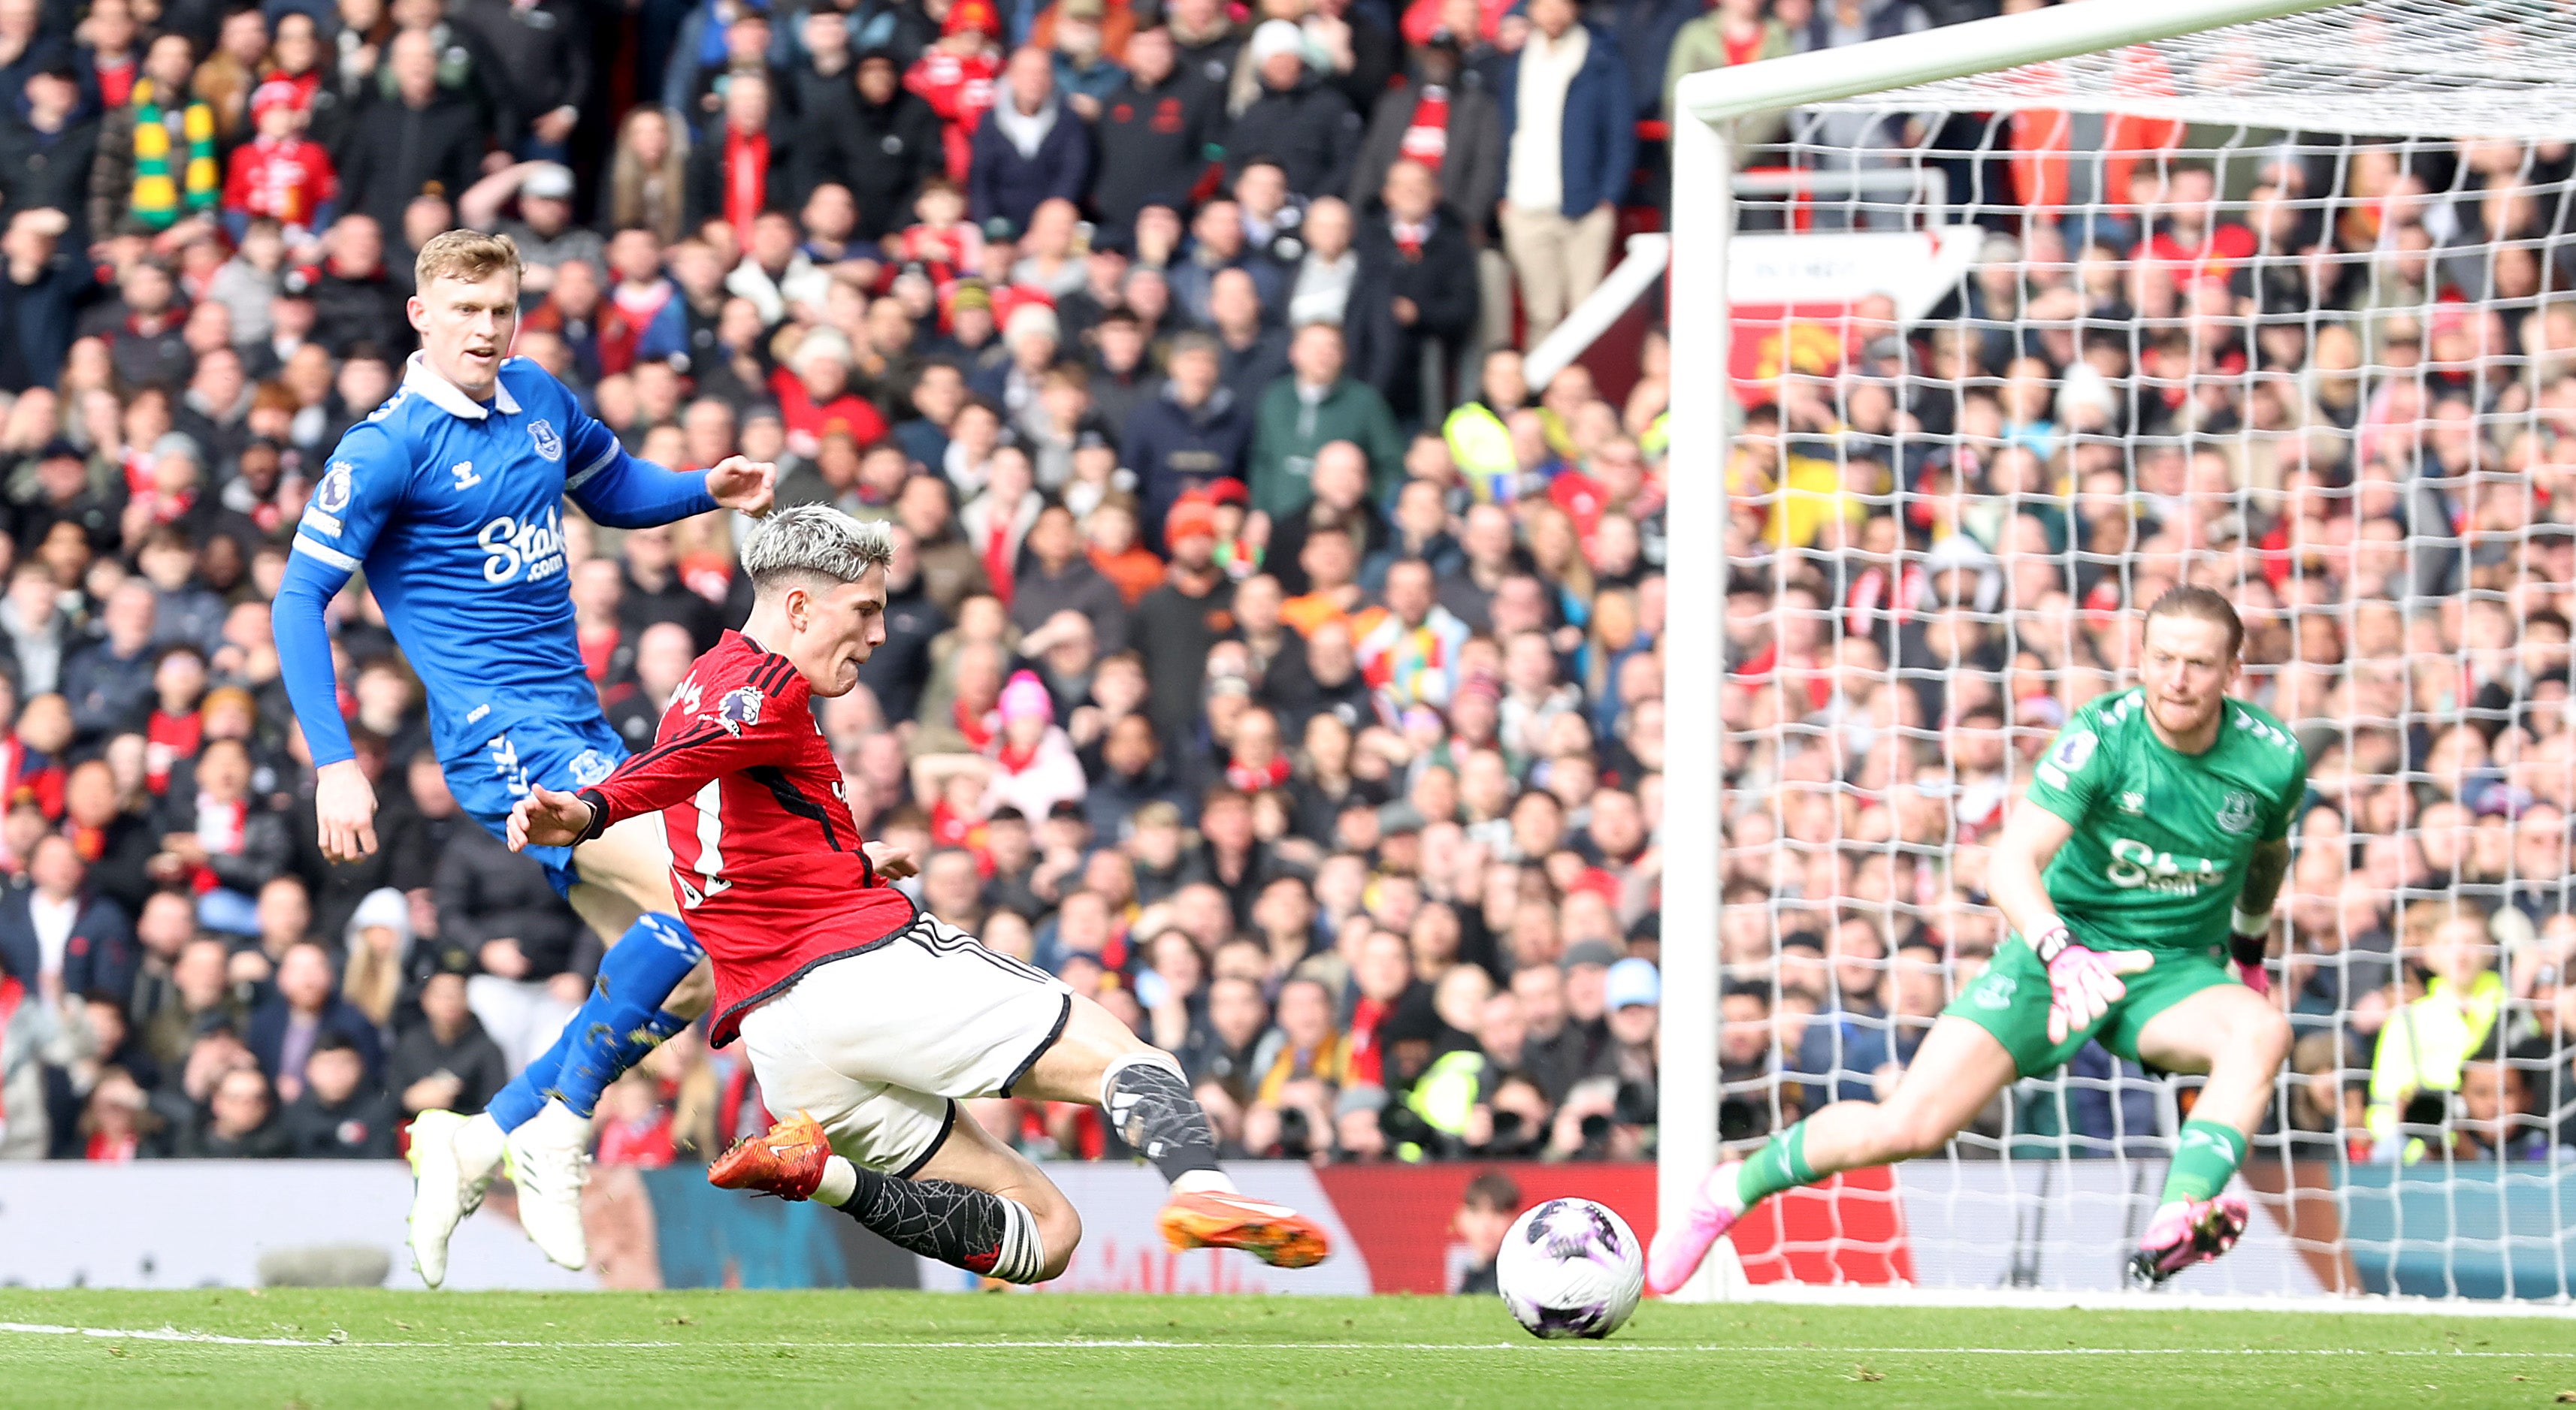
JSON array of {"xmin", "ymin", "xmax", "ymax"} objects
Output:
[{"xmin": 1495, "ymin": 1197, "xmax": 1644, "ymax": 1339}]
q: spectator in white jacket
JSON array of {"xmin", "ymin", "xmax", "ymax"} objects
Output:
[{"xmin": 981, "ymin": 669, "xmax": 1090, "ymax": 821}]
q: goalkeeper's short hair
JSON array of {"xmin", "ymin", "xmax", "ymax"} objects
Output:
[{"xmin": 2143, "ymin": 584, "xmax": 2243, "ymax": 657}]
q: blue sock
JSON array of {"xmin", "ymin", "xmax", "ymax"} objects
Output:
[
  {"xmin": 486, "ymin": 1040, "xmax": 564, "ymax": 1132},
  {"xmin": 488, "ymin": 913, "xmax": 705, "ymax": 1128}
]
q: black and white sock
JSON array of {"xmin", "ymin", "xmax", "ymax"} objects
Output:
[
  {"xmin": 1100, "ymin": 1051, "xmax": 1233, "ymax": 1194},
  {"xmin": 815, "ymin": 1155, "xmax": 1045, "ymax": 1283}
]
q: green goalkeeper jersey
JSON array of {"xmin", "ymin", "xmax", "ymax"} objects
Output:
[{"xmin": 2021, "ymin": 688, "xmax": 2309, "ymax": 953}]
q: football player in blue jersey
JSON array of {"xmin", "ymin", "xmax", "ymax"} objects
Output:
[{"xmin": 274, "ymin": 229, "xmax": 776, "ymax": 1285}]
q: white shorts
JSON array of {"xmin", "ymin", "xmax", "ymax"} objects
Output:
[{"xmin": 736, "ymin": 916, "xmax": 1073, "ymax": 1176}]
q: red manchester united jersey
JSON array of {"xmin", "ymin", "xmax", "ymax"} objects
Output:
[{"xmin": 582, "ymin": 630, "xmax": 917, "ymax": 1046}]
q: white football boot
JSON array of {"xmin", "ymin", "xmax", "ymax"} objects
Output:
[
  {"xmin": 505, "ymin": 1099, "xmax": 596, "ymax": 1271},
  {"xmin": 409, "ymin": 1109, "xmax": 506, "ymax": 1288}
]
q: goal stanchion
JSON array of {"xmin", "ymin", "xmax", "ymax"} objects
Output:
[{"xmin": 1661, "ymin": 0, "xmax": 2576, "ymax": 1306}]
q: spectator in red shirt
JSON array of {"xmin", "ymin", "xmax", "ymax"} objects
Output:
[
  {"xmin": 770, "ymin": 328, "xmax": 890, "ymax": 459},
  {"xmin": 221, "ymin": 80, "xmax": 335, "ymax": 243},
  {"xmin": 594, "ymin": 1067, "xmax": 676, "ymax": 1167},
  {"xmin": 909, "ymin": 0, "xmax": 1005, "ymax": 185},
  {"xmin": 80, "ymin": 0, "xmax": 145, "ymax": 111},
  {"xmin": 2145, "ymin": 165, "xmax": 2256, "ymax": 282}
]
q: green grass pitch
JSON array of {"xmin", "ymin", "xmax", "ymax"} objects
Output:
[{"xmin": 3, "ymin": 1290, "xmax": 2573, "ymax": 1408}]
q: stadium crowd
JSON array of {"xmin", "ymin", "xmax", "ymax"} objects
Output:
[{"xmin": 0, "ymin": 0, "xmax": 2568, "ymax": 1184}]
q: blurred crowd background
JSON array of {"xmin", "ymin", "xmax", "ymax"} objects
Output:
[{"xmin": 0, "ymin": 0, "xmax": 2569, "ymax": 1186}]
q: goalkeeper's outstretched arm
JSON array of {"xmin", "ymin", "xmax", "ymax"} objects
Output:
[{"xmin": 1985, "ymin": 802, "xmax": 2076, "ymax": 947}]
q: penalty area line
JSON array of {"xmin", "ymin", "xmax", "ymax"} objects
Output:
[{"xmin": 5, "ymin": 1324, "xmax": 2575, "ymax": 1358}]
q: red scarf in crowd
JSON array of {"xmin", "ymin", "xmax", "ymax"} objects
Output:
[
  {"xmin": 67, "ymin": 822, "xmax": 107, "ymax": 864},
  {"xmin": 1398, "ymin": 86, "xmax": 1450, "ymax": 170},
  {"xmin": 146, "ymin": 708, "xmax": 202, "ymax": 794},
  {"xmin": 1346, "ymin": 994, "xmax": 1392, "ymax": 1086},
  {"xmin": 983, "ymin": 521, "xmax": 1016, "ymax": 608},
  {"xmin": 1225, "ymin": 754, "xmax": 1291, "ymax": 793},
  {"xmin": 994, "ymin": 735, "xmax": 1044, "ymax": 775},
  {"xmin": 954, "ymin": 699, "xmax": 999, "ymax": 753},
  {"xmin": 724, "ymin": 126, "xmax": 769, "ymax": 238},
  {"xmin": 95, "ymin": 54, "xmax": 137, "ymax": 108}
]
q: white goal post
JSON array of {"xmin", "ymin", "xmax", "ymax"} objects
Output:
[{"xmin": 1656, "ymin": 0, "xmax": 2576, "ymax": 1304}]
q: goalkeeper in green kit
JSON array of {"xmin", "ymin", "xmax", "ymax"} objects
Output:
[{"xmin": 1649, "ymin": 587, "xmax": 2305, "ymax": 1294}]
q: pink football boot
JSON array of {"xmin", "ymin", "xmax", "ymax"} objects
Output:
[
  {"xmin": 2130, "ymin": 1194, "xmax": 2250, "ymax": 1285},
  {"xmin": 1645, "ymin": 1160, "xmax": 1746, "ymax": 1297}
]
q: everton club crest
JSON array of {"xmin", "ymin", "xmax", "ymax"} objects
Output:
[{"xmin": 528, "ymin": 418, "xmax": 563, "ymax": 462}]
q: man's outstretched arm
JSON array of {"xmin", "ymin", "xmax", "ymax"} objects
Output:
[
  {"xmin": 509, "ymin": 683, "xmax": 802, "ymax": 851},
  {"xmin": 1991, "ymin": 780, "xmax": 2151, "ymax": 1044},
  {"xmin": 560, "ymin": 406, "xmax": 776, "ymax": 527}
]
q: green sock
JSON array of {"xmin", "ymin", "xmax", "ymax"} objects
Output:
[
  {"xmin": 1731, "ymin": 1122, "xmax": 1818, "ymax": 1211},
  {"xmin": 2159, "ymin": 1119, "xmax": 2248, "ymax": 1205}
]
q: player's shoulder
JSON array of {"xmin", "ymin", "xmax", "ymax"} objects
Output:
[
  {"xmin": 2033, "ymin": 690, "xmax": 2136, "ymax": 784},
  {"xmin": 2069, "ymin": 687, "xmax": 2143, "ymax": 738},
  {"xmin": 2221, "ymin": 696, "xmax": 2305, "ymax": 771},
  {"xmin": 680, "ymin": 636, "xmax": 806, "ymax": 733},
  {"xmin": 321, "ymin": 414, "xmax": 416, "ymax": 491},
  {"xmin": 358, "ymin": 361, "xmax": 431, "ymax": 433},
  {"xmin": 497, "ymin": 355, "xmax": 570, "ymax": 405}
]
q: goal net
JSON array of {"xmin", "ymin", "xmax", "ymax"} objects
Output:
[{"xmin": 1673, "ymin": 0, "xmax": 2576, "ymax": 1302}]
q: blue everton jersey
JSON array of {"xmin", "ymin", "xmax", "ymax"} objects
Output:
[{"xmin": 276, "ymin": 352, "xmax": 718, "ymax": 768}]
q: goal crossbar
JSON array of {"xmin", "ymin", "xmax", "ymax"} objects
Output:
[{"xmin": 1672, "ymin": 0, "xmax": 2353, "ymax": 128}]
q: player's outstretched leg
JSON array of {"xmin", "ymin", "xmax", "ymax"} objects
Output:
[
  {"xmin": 506, "ymin": 913, "xmax": 706, "ymax": 1270},
  {"xmin": 712, "ymin": 1110, "xmax": 1074, "ymax": 1283},
  {"xmin": 1020, "ymin": 995, "xmax": 1330, "ymax": 1269},
  {"xmin": 409, "ymin": 913, "xmax": 705, "ymax": 1282},
  {"xmin": 1647, "ymin": 1015, "xmax": 2015, "ymax": 1295},
  {"xmin": 405, "ymin": 1107, "xmax": 496, "ymax": 1288},
  {"xmin": 2127, "ymin": 985, "xmax": 2287, "ymax": 1285}
]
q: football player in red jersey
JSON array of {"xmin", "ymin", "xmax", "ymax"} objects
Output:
[{"xmin": 510, "ymin": 506, "xmax": 1328, "ymax": 1279}]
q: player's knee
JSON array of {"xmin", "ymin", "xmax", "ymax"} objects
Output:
[
  {"xmin": 1041, "ymin": 994, "xmax": 1156, "ymax": 1088},
  {"xmin": 1067, "ymin": 993, "xmax": 1153, "ymax": 1055},
  {"xmin": 2239, "ymin": 1007, "xmax": 2293, "ymax": 1071},
  {"xmin": 664, "ymin": 959, "xmax": 715, "ymax": 1017},
  {"xmin": 1882, "ymin": 1102, "xmax": 1957, "ymax": 1161},
  {"xmin": 1033, "ymin": 1199, "xmax": 1081, "ymax": 1282},
  {"xmin": 1008, "ymin": 1179, "xmax": 1082, "ymax": 1282}
]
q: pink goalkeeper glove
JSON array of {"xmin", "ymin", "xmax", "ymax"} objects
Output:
[
  {"xmin": 2232, "ymin": 957, "xmax": 2270, "ymax": 996},
  {"xmin": 2230, "ymin": 907, "xmax": 2272, "ymax": 997},
  {"xmin": 2033, "ymin": 925, "xmax": 2154, "ymax": 1043}
]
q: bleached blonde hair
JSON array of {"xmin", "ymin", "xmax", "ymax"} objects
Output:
[{"xmin": 741, "ymin": 506, "xmax": 894, "ymax": 593}]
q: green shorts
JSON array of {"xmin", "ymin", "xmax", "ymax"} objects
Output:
[{"xmin": 1943, "ymin": 937, "xmax": 2237, "ymax": 1079}]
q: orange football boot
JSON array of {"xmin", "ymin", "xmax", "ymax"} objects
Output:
[
  {"xmin": 708, "ymin": 1110, "xmax": 832, "ymax": 1200},
  {"xmin": 1158, "ymin": 1189, "xmax": 1330, "ymax": 1268}
]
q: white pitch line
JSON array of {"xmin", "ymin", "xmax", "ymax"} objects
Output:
[
  {"xmin": 5, "ymin": 1325, "xmax": 2575, "ymax": 1358},
  {"xmin": 0, "ymin": 1321, "xmax": 322, "ymax": 1347}
]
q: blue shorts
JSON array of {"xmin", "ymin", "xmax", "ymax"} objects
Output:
[{"xmin": 444, "ymin": 715, "xmax": 627, "ymax": 895}]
